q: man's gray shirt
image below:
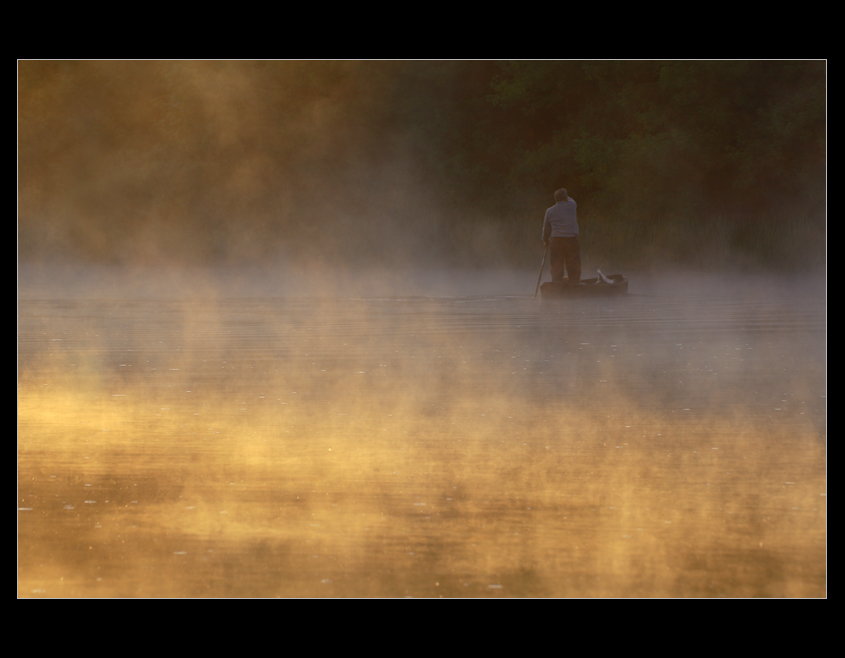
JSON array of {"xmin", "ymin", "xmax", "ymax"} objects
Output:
[{"xmin": 542, "ymin": 198, "xmax": 579, "ymax": 241}]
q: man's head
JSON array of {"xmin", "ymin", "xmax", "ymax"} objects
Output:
[{"xmin": 554, "ymin": 188, "xmax": 568, "ymax": 202}]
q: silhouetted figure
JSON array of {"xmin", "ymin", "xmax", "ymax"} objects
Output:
[{"xmin": 542, "ymin": 188, "xmax": 581, "ymax": 284}]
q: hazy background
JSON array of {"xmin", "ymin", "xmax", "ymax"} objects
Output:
[
  {"xmin": 18, "ymin": 62, "xmax": 826, "ymax": 597},
  {"xmin": 18, "ymin": 60, "xmax": 826, "ymax": 276}
]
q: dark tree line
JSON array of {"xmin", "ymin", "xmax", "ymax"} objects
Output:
[
  {"xmin": 392, "ymin": 61, "xmax": 826, "ymax": 268},
  {"xmin": 19, "ymin": 61, "xmax": 825, "ymax": 269}
]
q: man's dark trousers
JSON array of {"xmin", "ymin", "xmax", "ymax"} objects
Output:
[{"xmin": 550, "ymin": 236, "xmax": 581, "ymax": 283}]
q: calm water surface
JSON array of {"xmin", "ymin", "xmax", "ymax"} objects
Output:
[{"xmin": 18, "ymin": 273, "xmax": 826, "ymax": 597}]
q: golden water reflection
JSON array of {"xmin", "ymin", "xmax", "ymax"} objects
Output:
[{"xmin": 19, "ymin": 285, "xmax": 826, "ymax": 597}]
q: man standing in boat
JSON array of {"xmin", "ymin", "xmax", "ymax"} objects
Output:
[{"xmin": 542, "ymin": 188, "xmax": 581, "ymax": 284}]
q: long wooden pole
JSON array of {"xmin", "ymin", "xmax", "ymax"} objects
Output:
[{"xmin": 534, "ymin": 244, "xmax": 549, "ymax": 297}]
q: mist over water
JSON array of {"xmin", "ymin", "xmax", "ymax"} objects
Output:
[
  {"xmin": 18, "ymin": 60, "xmax": 826, "ymax": 597},
  {"xmin": 17, "ymin": 262, "xmax": 540, "ymax": 299},
  {"xmin": 18, "ymin": 266, "xmax": 826, "ymax": 597}
]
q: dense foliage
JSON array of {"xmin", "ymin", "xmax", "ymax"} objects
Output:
[
  {"xmin": 397, "ymin": 61, "xmax": 826, "ymax": 269},
  {"xmin": 19, "ymin": 61, "xmax": 825, "ymax": 270}
]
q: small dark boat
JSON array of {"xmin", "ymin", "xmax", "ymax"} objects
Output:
[{"xmin": 540, "ymin": 274, "xmax": 628, "ymax": 299}]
